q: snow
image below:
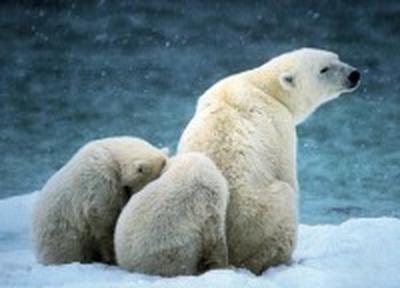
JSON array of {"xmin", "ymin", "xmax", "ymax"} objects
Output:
[{"xmin": 1, "ymin": 193, "xmax": 399, "ymax": 288}]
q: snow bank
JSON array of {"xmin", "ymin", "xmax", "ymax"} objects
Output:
[{"xmin": 1, "ymin": 193, "xmax": 399, "ymax": 288}]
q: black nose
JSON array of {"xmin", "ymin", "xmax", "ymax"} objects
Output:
[{"xmin": 348, "ymin": 70, "xmax": 360, "ymax": 88}]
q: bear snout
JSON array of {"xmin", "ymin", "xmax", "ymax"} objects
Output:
[{"xmin": 347, "ymin": 70, "xmax": 361, "ymax": 88}]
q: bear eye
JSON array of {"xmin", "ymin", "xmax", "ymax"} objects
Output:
[
  {"xmin": 284, "ymin": 75, "xmax": 294, "ymax": 83},
  {"xmin": 136, "ymin": 163, "xmax": 147, "ymax": 174},
  {"xmin": 320, "ymin": 67, "xmax": 330, "ymax": 74}
]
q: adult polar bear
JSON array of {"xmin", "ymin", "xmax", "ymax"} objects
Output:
[{"xmin": 178, "ymin": 48, "xmax": 360, "ymax": 274}]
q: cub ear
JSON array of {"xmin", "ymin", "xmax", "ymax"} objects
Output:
[
  {"xmin": 161, "ymin": 147, "xmax": 170, "ymax": 156},
  {"xmin": 279, "ymin": 72, "xmax": 295, "ymax": 91}
]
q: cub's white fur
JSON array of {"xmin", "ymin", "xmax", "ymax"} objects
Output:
[
  {"xmin": 115, "ymin": 153, "xmax": 229, "ymax": 276},
  {"xmin": 32, "ymin": 137, "xmax": 166, "ymax": 265}
]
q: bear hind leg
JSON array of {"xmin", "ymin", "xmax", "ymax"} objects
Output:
[
  {"xmin": 199, "ymin": 214, "xmax": 229, "ymax": 272},
  {"xmin": 238, "ymin": 181, "xmax": 297, "ymax": 274}
]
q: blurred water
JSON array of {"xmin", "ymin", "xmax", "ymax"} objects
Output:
[{"xmin": 0, "ymin": 0, "xmax": 399, "ymax": 224}]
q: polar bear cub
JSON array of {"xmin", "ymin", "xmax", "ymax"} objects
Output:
[
  {"xmin": 114, "ymin": 152, "xmax": 229, "ymax": 276},
  {"xmin": 32, "ymin": 137, "xmax": 167, "ymax": 265}
]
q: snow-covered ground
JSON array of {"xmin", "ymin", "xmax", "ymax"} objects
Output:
[{"xmin": 1, "ymin": 193, "xmax": 399, "ymax": 288}]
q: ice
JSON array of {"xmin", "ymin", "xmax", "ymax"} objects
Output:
[{"xmin": 1, "ymin": 193, "xmax": 399, "ymax": 288}]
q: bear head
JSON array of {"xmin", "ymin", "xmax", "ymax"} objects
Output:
[{"xmin": 262, "ymin": 48, "xmax": 360, "ymax": 124}]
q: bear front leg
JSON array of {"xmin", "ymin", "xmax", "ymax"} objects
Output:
[
  {"xmin": 90, "ymin": 224, "xmax": 115, "ymax": 264},
  {"xmin": 97, "ymin": 236, "xmax": 115, "ymax": 264},
  {"xmin": 87, "ymin": 211, "xmax": 116, "ymax": 264}
]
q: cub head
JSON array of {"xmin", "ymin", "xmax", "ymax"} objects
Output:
[
  {"xmin": 266, "ymin": 48, "xmax": 360, "ymax": 124},
  {"xmin": 120, "ymin": 154, "xmax": 167, "ymax": 198},
  {"xmin": 103, "ymin": 137, "xmax": 167, "ymax": 199}
]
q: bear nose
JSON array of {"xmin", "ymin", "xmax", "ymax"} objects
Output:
[{"xmin": 348, "ymin": 70, "xmax": 360, "ymax": 88}]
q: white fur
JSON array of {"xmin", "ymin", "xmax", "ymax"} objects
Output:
[
  {"xmin": 178, "ymin": 48, "xmax": 359, "ymax": 274},
  {"xmin": 32, "ymin": 137, "xmax": 167, "ymax": 265},
  {"xmin": 114, "ymin": 153, "xmax": 229, "ymax": 276}
]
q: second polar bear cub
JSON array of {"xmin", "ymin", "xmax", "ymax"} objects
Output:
[
  {"xmin": 32, "ymin": 137, "xmax": 167, "ymax": 265},
  {"xmin": 115, "ymin": 152, "xmax": 229, "ymax": 277}
]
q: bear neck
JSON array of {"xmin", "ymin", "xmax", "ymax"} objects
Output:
[
  {"xmin": 95, "ymin": 143, "xmax": 124, "ymax": 184},
  {"xmin": 243, "ymin": 65, "xmax": 310, "ymax": 125}
]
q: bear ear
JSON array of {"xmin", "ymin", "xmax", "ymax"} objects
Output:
[
  {"xmin": 161, "ymin": 147, "xmax": 170, "ymax": 156},
  {"xmin": 279, "ymin": 72, "xmax": 295, "ymax": 91}
]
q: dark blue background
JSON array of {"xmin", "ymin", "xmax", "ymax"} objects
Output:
[{"xmin": 1, "ymin": 0, "xmax": 399, "ymax": 223}]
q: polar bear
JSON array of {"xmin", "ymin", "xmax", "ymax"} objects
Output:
[
  {"xmin": 114, "ymin": 152, "xmax": 229, "ymax": 276},
  {"xmin": 178, "ymin": 48, "xmax": 360, "ymax": 274},
  {"xmin": 32, "ymin": 137, "xmax": 167, "ymax": 265}
]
